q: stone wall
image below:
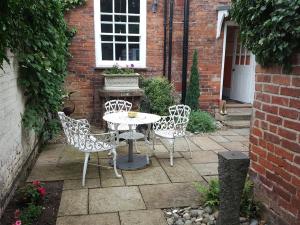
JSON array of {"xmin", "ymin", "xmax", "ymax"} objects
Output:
[
  {"xmin": 64, "ymin": 0, "xmax": 229, "ymax": 123},
  {"xmin": 0, "ymin": 52, "xmax": 38, "ymax": 216},
  {"xmin": 249, "ymin": 54, "xmax": 300, "ymax": 225}
]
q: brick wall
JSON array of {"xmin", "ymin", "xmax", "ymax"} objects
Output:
[
  {"xmin": 65, "ymin": 0, "xmax": 230, "ymax": 123},
  {"xmin": 0, "ymin": 51, "xmax": 38, "ymax": 216},
  {"xmin": 249, "ymin": 54, "xmax": 300, "ymax": 225}
]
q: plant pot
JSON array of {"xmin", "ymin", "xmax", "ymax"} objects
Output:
[{"xmin": 103, "ymin": 73, "xmax": 140, "ymax": 90}]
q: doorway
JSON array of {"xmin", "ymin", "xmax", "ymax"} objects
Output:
[{"xmin": 221, "ymin": 25, "xmax": 256, "ymax": 104}]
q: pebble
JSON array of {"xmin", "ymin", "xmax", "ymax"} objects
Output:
[
  {"xmin": 250, "ymin": 219, "xmax": 258, "ymax": 225},
  {"xmin": 185, "ymin": 220, "xmax": 192, "ymax": 225},
  {"xmin": 204, "ymin": 206, "xmax": 213, "ymax": 214},
  {"xmin": 175, "ymin": 219, "xmax": 184, "ymax": 225},
  {"xmin": 183, "ymin": 213, "xmax": 191, "ymax": 220},
  {"xmin": 167, "ymin": 217, "xmax": 175, "ymax": 225}
]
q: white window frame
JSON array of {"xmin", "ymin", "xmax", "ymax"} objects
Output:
[{"xmin": 94, "ymin": 0, "xmax": 147, "ymax": 68}]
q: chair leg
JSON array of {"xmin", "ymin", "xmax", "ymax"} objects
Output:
[
  {"xmin": 56, "ymin": 144, "xmax": 66, "ymax": 166},
  {"xmin": 152, "ymin": 131, "xmax": 156, "ymax": 151},
  {"xmin": 82, "ymin": 152, "xmax": 90, "ymax": 186},
  {"xmin": 134, "ymin": 140, "xmax": 140, "ymax": 153},
  {"xmin": 184, "ymin": 136, "xmax": 192, "ymax": 159},
  {"xmin": 112, "ymin": 148, "xmax": 122, "ymax": 178},
  {"xmin": 170, "ymin": 139, "xmax": 175, "ymax": 166}
]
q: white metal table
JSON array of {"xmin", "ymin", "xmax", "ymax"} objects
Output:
[{"xmin": 103, "ymin": 112, "xmax": 161, "ymax": 170}]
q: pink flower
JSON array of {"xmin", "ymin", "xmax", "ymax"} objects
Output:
[
  {"xmin": 12, "ymin": 220, "xmax": 22, "ymax": 225},
  {"xmin": 14, "ymin": 209, "xmax": 21, "ymax": 219},
  {"xmin": 37, "ymin": 187, "xmax": 46, "ymax": 197},
  {"xmin": 32, "ymin": 180, "xmax": 41, "ymax": 187}
]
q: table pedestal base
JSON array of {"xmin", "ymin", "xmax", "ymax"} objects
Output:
[{"xmin": 110, "ymin": 154, "xmax": 148, "ymax": 170}]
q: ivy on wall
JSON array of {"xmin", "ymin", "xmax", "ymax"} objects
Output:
[
  {"xmin": 230, "ymin": 0, "xmax": 300, "ymax": 71},
  {"xmin": 0, "ymin": 0, "xmax": 85, "ymax": 137}
]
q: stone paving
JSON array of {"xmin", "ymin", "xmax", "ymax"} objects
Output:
[{"xmin": 27, "ymin": 128, "xmax": 250, "ymax": 225}]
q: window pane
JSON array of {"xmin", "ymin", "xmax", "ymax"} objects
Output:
[
  {"xmin": 115, "ymin": 44, "xmax": 127, "ymax": 60},
  {"xmin": 101, "ymin": 35, "xmax": 113, "ymax": 41},
  {"xmin": 129, "ymin": 44, "xmax": 139, "ymax": 61},
  {"xmin": 115, "ymin": 0, "xmax": 126, "ymax": 13},
  {"xmin": 128, "ymin": 36, "xmax": 139, "ymax": 42},
  {"xmin": 101, "ymin": 23, "xmax": 112, "ymax": 33},
  {"xmin": 101, "ymin": 0, "xmax": 112, "ymax": 12},
  {"xmin": 129, "ymin": 16, "xmax": 139, "ymax": 22},
  {"xmin": 128, "ymin": 0, "xmax": 140, "ymax": 14},
  {"xmin": 102, "ymin": 43, "xmax": 113, "ymax": 60},
  {"xmin": 129, "ymin": 24, "xmax": 139, "ymax": 34},
  {"xmin": 115, "ymin": 15, "xmax": 126, "ymax": 22},
  {"xmin": 101, "ymin": 15, "xmax": 113, "ymax": 22},
  {"xmin": 115, "ymin": 36, "xmax": 126, "ymax": 42},
  {"xmin": 115, "ymin": 24, "xmax": 126, "ymax": 33}
]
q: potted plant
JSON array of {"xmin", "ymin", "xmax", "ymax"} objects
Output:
[{"xmin": 103, "ymin": 64, "xmax": 140, "ymax": 90}]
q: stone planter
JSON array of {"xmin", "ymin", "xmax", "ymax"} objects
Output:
[{"xmin": 103, "ymin": 73, "xmax": 140, "ymax": 90}]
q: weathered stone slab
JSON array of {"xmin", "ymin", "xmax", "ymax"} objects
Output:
[
  {"xmin": 123, "ymin": 167, "xmax": 170, "ymax": 185},
  {"xmin": 209, "ymin": 135, "xmax": 231, "ymax": 143},
  {"xmin": 99, "ymin": 159, "xmax": 125, "ymax": 187},
  {"xmin": 190, "ymin": 137, "xmax": 225, "ymax": 151},
  {"xmin": 217, "ymin": 130, "xmax": 239, "ymax": 136},
  {"xmin": 217, "ymin": 151, "xmax": 250, "ymax": 225},
  {"xmin": 56, "ymin": 213, "xmax": 120, "ymax": 225},
  {"xmin": 181, "ymin": 151, "xmax": 218, "ymax": 164},
  {"xmin": 159, "ymin": 158, "xmax": 204, "ymax": 183},
  {"xmin": 139, "ymin": 183, "xmax": 201, "ymax": 209},
  {"xmin": 63, "ymin": 179, "xmax": 100, "ymax": 190},
  {"xmin": 89, "ymin": 186, "xmax": 146, "ymax": 213},
  {"xmin": 161, "ymin": 138, "xmax": 200, "ymax": 152},
  {"xmin": 27, "ymin": 162, "xmax": 99, "ymax": 182},
  {"xmin": 203, "ymin": 175, "xmax": 219, "ymax": 183},
  {"xmin": 120, "ymin": 209, "xmax": 167, "ymax": 225},
  {"xmin": 154, "ymin": 143, "xmax": 182, "ymax": 158},
  {"xmin": 223, "ymin": 135, "xmax": 248, "ymax": 142},
  {"xmin": 58, "ymin": 189, "xmax": 88, "ymax": 216},
  {"xmin": 230, "ymin": 128, "xmax": 250, "ymax": 136},
  {"xmin": 193, "ymin": 163, "xmax": 219, "ymax": 176},
  {"xmin": 220, "ymin": 142, "xmax": 249, "ymax": 151}
]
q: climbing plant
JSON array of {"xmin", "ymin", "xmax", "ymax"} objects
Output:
[
  {"xmin": 0, "ymin": 0, "xmax": 85, "ymax": 137},
  {"xmin": 230, "ymin": 0, "xmax": 300, "ymax": 71}
]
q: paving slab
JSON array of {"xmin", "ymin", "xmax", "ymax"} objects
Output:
[
  {"xmin": 56, "ymin": 213, "xmax": 120, "ymax": 225},
  {"xmin": 99, "ymin": 158, "xmax": 125, "ymax": 187},
  {"xmin": 63, "ymin": 179, "xmax": 101, "ymax": 190},
  {"xmin": 120, "ymin": 209, "xmax": 167, "ymax": 225},
  {"xmin": 193, "ymin": 163, "xmax": 219, "ymax": 176},
  {"xmin": 89, "ymin": 186, "xmax": 146, "ymax": 213},
  {"xmin": 203, "ymin": 175, "xmax": 219, "ymax": 183},
  {"xmin": 181, "ymin": 150, "xmax": 218, "ymax": 164},
  {"xmin": 123, "ymin": 166, "xmax": 170, "ymax": 185},
  {"xmin": 58, "ymin": 189, "xmax": 88, "ymax": 216},
  {"xmin": 208, "ymin": 135, "xmax": 230, "ymax": 143},
  {"xmin": 230, "ymin": 128, "xmax": 250, "ymax": 135},
  {"xmin": 217, "ymin": 130, "xmax": 239, "ymax": 136},
  {"xmin": 159, "ymin": 158, "xmax": 204, "ymax": 183},
  {"xmin": 223, "ymin": 135, "xmax": 248, "ymax": 142},
  {"xmin": 140, "ymin": 183, "xmax": 201, "ymax": 209},
  {"xmin": 190, "ymin": 136, "xmax": 225, "ymax": 151},
  {"xmin": 161, "ymin": 138, "xmax": 200, "ymax": 152},
  {"xmin": 220, "ymin": 141, "xmax": 249, "ymax": 151},
  {"xmin": 153, "ymin": 143, "xmax": 182, "ymax": 158},
  {"xmin": 27, "ymin": 162, "xmax": 99, "ymax": 182}
]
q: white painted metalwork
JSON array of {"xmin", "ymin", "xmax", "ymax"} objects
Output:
[
  {"xmin": 153, "ymin": 105, "xmax": 192, "ymax": 166},
  {"xmin": 58, "ymin": 112, "xmax": 121, "ymax": 186}
]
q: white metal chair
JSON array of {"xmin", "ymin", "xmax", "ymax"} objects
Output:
[
  {"xmin": 104, "ymin": 100, "xmax": 139, "ymax": 151},
  {"xmin": 153, "ymin": 104, "xmax": 192, "ymax": 166},
  {"xmin": 58, "ymin": 112, "xmax": 121, "ymax": 186}
]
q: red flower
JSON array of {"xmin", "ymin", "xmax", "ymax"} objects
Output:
[
  {"xmin": 32, "ymin": 180, "xmax": 41, "ymax": 187},
  {"xmin": 14, "ymin": 209, "xmax": 21, "ymax": 219},
  {"xmin": 37, "ymin": 187, "xmax": 46, "ymax": 197}
]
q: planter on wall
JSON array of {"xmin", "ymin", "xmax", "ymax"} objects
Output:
[{"xmin": 103, "ymin": 73, "xmax": 140, "ymax": 90}]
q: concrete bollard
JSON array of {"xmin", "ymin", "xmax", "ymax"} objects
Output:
[{"xmin": 217, "ymin": 151, "xmax": 250, "ymax": 225}]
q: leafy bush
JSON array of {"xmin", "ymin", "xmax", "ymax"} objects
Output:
[
  {"xmin": 185, "ymin": 50, "xmax": 200, "ymax": 110},
  {"xmin": 104, "ymin": 64, "xmax": 135, "ymax": 75},
  {"xmin": 17, "ymin": 181, "xmax": 46, "ymax": 204},
  {"xmin": 230, "ymin": 0, "xmax": 300, "ymax": 71},
  {"xmin": 140, "ymin": 77, "xmax": 174, "ymax": 115},
  {"xmin": 187, "ymin": 110, "xmax": 216, "ymax": 133},
  {"xmin": 195, "ymin": 178, "xmax": 261, "ymax": 219},
  {"xmin": 19, "ymin": 203, "xmax": 42, "ymax": 225}
]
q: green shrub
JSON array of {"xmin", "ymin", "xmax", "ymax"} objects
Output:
[
  {"xmin": 187, "ymin": 110, "xmax": 216, "ymax": 133},
  {"xmin": 19, "ymin": 203, "xmax": 42, "ymax": 225},
  {"xmin": 185, "ymin": 50, "xmax": 200, "ymax": 110},
  {"xmin": 195, "ymin": 178, "xmax": 261, "ymax": 219},
  {"xmin": 140, "ymin": 77, "xmax": 174, "ymax": 116}
]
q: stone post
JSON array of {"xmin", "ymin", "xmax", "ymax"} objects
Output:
[{"xmin": 217, "ymin": 151, "xmax": 250, "ymax": 225}]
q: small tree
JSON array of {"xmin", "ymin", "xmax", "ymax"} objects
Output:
[{"xmin": 185, "ymin": 50, "xmax": 200, "ymax": 110}]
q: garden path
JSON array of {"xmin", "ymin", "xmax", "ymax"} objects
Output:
[{"xmin": 27, "ymin": 128, "xmax": 250, "ymax": 225}]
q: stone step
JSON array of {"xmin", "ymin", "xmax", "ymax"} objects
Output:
[
  {"xmin": 224, "ymin": 120, "xmax": 251, "ymax": 129},
  {"xmin": 215, "ymin": 112, "xmax": 252, "ymax": 121},
  {"xmin": 226, "ymin": 103, "xmax": 252, "ymax": 108}
]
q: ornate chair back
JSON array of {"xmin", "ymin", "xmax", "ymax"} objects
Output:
[
  {"xmin": 104, "ymin": 100, "xmax": 132, "ymax": 114},
  {"xmin": 168, "ymin": 104, "xmax": 191, "ymax": 136}
]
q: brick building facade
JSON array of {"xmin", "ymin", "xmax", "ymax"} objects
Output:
[
  {"xmin": 249, "ymin": 54, "xmax": 300, "ymax": 225},
  {"xmin": 64, "ymin": 0, "xmax": 230, "ymax": 123}
]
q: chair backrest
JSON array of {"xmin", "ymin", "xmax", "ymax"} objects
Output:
[
  {"xmin": 168, "ymin": 105, "xmax": 191, "ymax": 134},
  {"xmin": 104, "ymin": 100, "xmax": 132, "ymax": 114}
]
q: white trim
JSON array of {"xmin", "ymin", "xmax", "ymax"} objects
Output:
[
  {"xmin": 94, "ymin": 0, "xmax": 147, "ymax": 68},
  {"xmin": 216, "ymin": 9, "xmax": 229, "ymax": 39},
  {"xmin": 219, "ymin": 22, "xmax": 228, "ymax": 100}
]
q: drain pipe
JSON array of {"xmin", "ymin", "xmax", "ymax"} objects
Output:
[
  {"xmin": 181, "ymin": 0, "xmax": 190, "ymax": 103},
  {"xmin": 167, "ymin": 0, "xmax": 174, "ymax": 82},
  {"xmin": 163, "ymin": 0, "xmax": 168, "ymax": 76}
]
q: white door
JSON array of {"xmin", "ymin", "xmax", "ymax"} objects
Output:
[{"xmin": 230, "ymin": 30, "xmax": 256, "ymax": 103}]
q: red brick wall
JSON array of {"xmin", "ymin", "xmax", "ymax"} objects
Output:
[
  {"xmin": 64, "ymin": 0, "xmax": 230, "ymax": 123},
  {"xmin": 249, "ymin": 53, "xmax": 300, "ymax": 225}
]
